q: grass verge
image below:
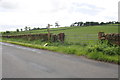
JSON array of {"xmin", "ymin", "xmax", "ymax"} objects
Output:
[{"xmin": 1, "ymin": 38, "xmax": 119, "ymax": 64}]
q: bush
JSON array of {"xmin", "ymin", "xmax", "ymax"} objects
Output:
[
  {"xmin": 103, "ymin": 46, "xmax": 119, "ymax": 55},
  {"xmin": 87, "ymin": 41, "xmax": 119, "ymax": 56},
  {"xmin": 5, "ymin": 31, "xmax": 10, "ymax": 33}
]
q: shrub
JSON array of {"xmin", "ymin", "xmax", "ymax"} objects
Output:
[
  {"xmin": 5, "ymin": 31, "xmax": 10, "ymax": 33},
  {"xmin": 87, "ymin": 41, "xmax": 119, "ymax": 56},
  {"xmin": 103, "ymin": 46, "xmax": 119, "ymax": 55}
]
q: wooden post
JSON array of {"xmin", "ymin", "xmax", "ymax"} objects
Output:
[{"xmin": 47, "ymin": 24, "xmax": 52, "ymax": 41}]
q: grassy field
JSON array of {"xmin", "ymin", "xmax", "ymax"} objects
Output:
[
  {"xmin": 2, "ymin": 25, "xmax": 119, "ymax": 44},
  {"xmin": 1, "ymin": 24, "xmax": 120, "ymax": 64}
]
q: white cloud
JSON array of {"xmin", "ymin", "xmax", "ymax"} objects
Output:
[{"xmin": 0, "ymin": 0, "xmax": 119, "ymax": 31}]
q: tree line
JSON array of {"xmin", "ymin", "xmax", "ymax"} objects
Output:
[
  {"xmin": 16, "ymin": 22, "xmax": 60, "ymax": 32},
  {"xmin": 70, "ymin": 21, "xmax": 120, "ymax": 27}
]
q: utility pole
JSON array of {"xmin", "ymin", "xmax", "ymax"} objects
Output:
[{"xmin": 47, "ymin": 24, "xmax": 52, "ymax": 41}]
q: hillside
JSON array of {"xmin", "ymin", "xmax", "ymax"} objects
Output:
[
  {"xmin": 2, "ymin": 25, "xmax": 119, "ymax": 44},
  {"xmin": 2, "ymin": 25, "xmax": 119, "ymax": 35}
]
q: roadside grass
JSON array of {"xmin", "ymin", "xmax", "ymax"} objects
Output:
[{"xmin": 2, "ymin": 38, "xmax": 120, "ymax": 64}]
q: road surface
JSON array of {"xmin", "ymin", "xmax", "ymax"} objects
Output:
[
  {"xmin": 0, "ymin": 42, "xmax": 2, "ymax": 79},
  {"xmin": 1, "ymin": 42, "xmax": 118, "ymax": 78}
]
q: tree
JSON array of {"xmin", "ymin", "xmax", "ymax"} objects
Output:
[
  {"xmin": 55, "ymin": 22, "xmax": 60, "ymax": 28},
  {"xmin": 74, "ymin": 22, "xmax": 78, "ymax": 26},
  {"xmin": 70, "ymin": 23, "xmax": 75, "ymax": 27},
  {"xmin": 21, "ymin": 29, "xmax": 23, "ymax": 31},
  {"xmin": 84, "ymin": 22, "xmax": 90, "ymax": 26},
  {"xmin": 5, "ymin": 31, "xmax": 10, "ymax": 34},
  {"xmin": 100, "ymin": 22, "xmax": 105, "ymax": 25},
  {"xmin": 16, "ymin": 29, "xmax": 19, "ymax": 32},
  {"xmin": 28, "ymin": 27, "xmax": 31, "ymax": 31},
  {"xmin": 24, "ymin": 26, "xmax": 28, "ymax": 31},
  {"xmin": 77, "ymin": 22, "xmax": 83, "ymax": 26},
  {"xmin": 37, "ymin": 27, "xmax": 40, "ymax": 30},
  {"xmin": 32, "ymin": 27, "xmax": 37, "ymax": 30},
  {"xmin": 115, "ymin": 21, "xmax": 120, "ymax": 24},
  {"xmin": 94, "ymin": 22, "xmax": 99, "ymax": 25}
]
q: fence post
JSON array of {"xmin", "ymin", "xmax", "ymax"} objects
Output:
[
  {"xmin": 58, "ymin": 33, "xmax": 65, "ymax": 43},
  {"xmin": 47, "ymin": 24, "xmax": 52, "ymax": 41}
]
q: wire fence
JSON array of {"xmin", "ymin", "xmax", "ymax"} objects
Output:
[
  {"xmin": 2, "ymin": 26, "xmax": 100, "ymax": 44},
  {"xmin": 65, "ymin": 34, "xmax": 98, "ymax": 44},
  {"xmin": 48, "ymin": 27, "xmax": 99, "ymax": 44}
]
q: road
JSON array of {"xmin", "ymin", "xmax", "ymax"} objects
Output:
[
  {"xmin": 1, "ymin": 42, "xmax": 118, "ymax": 78},
  {"xmin": 0, "ymin": 42, "xmax": 2, "ymax": 79}
]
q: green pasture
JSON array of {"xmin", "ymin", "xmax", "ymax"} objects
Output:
[{"xmin": 2, "ymin": 25, "xmax": 119, "ymax": 44}]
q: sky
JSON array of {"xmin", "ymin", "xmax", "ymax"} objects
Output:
[{"xmin": 0, "ymin": 0, "xmax": 119, "ymax": 31}]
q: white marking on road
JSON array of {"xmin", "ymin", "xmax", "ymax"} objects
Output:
[{"xmin": 0, "ymin": 42, "xmax": 42, "ymax": 54}]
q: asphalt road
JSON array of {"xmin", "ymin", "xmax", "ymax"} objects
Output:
[
  {"xmin": 0, "ymin": 42, "xmax": 2, "ymax": 79},
  {"xmin": 1, "ymin": 42, "xmax": 118, "ymax": 78}
]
